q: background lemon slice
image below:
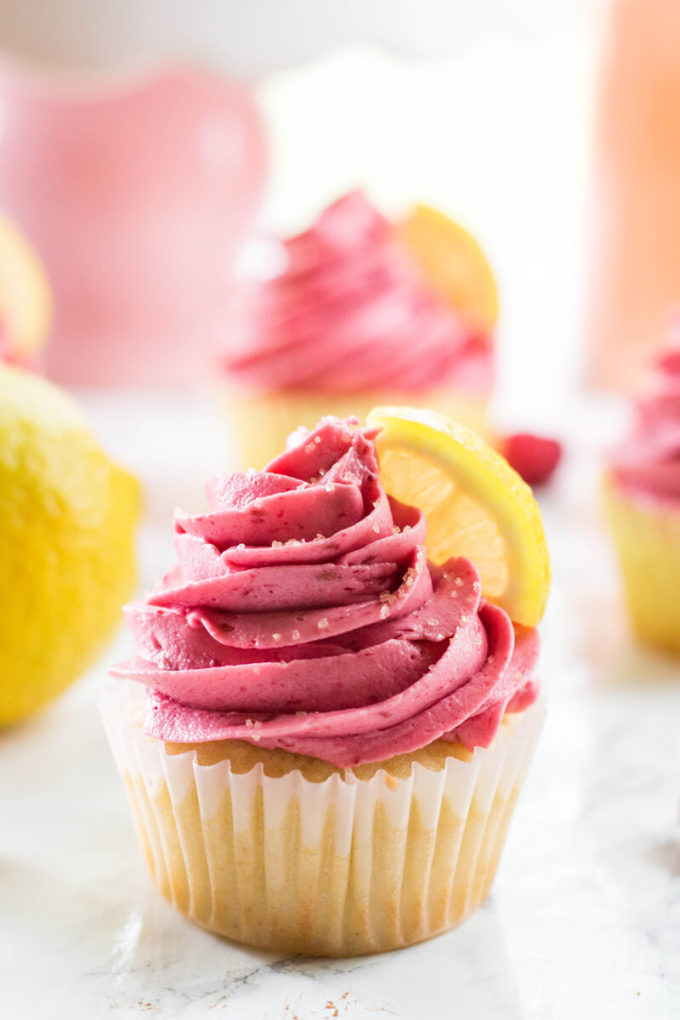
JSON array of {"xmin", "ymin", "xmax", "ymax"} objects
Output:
[
  {"xmin": 367, "ymin": 406, "xmax": 550, "ymax": 627},
  {"xmin": 399, "ymin": 203, "xmax": 499, "ymax": 336},
  {"xmin": 0, "ymin": 213, "xmax": 52, "ymax": 362}
]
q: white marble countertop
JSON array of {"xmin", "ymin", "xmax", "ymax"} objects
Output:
[{"xmin": 1, "ymin": 389, "xmax": 680, "ymax": 1020}]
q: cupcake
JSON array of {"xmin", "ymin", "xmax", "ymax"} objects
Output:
[
  {"xmin": 104, "ymin": 412, "xmax": 547, "ymax": 956},
  {"xmin": 603, "ymin": 345, "xmax": 680, "ymax": 655},
  {"xmin": 221, "ymin": 192, "xmax": 496, "ymax": 467}
]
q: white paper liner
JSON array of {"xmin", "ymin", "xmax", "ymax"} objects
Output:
[{"xmin": 101, "ymin": 681, "xmax": 545, "ymax": 956}]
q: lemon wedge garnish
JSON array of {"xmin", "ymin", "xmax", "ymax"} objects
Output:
[
  {"xmin": 399, "ymin": 203, "xmax": 498, "ymax": 335},
  {"xmin": 368, "ymin": 406, "xmax": 549, "ymax": 626}
]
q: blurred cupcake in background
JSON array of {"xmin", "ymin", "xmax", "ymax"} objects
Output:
[
  {"xmin": 0, "ymin": 211, "xmax": 51, "ymax": 369},
  {"xmin": 222, "ymin": 191, "xmax": 497, "ymax": 467},
  {"xmin": 603, "ymin": 339, "xmax": 680, "ymax": 656}
]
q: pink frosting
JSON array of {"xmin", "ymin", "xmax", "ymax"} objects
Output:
[
  {"xmin": 112, "ymin": 418, "xmax": 539, "ymax": 768},
  {"xmin": 223, "ymin": 192, "xmax": 492, "ymax": 395},
  {"xmin": 609, "ymin": 346, "xmax": 680, "ymax": 502}
]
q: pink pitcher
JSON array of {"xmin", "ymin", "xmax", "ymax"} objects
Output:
[{"xmin": 0, "ymin": 65, "xmax": 266, "ymax": 385}]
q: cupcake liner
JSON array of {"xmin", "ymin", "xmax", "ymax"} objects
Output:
[
  {"xmin": 102, "ymin": 682, "xmax": 545, "ymax": 957},
  {"xmin": 222, "ymin": 386, "xmax": 491, "ymax": 470},
  {"xmin": 603, "ymin": 474, "xmax": 680, "ymax": 656}
]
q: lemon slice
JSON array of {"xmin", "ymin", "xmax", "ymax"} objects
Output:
[
  {"xmin": 0, "ymin": 213, "xmax": 52, "ymax": 361},
  {"xmin": 399, "ymin": 203, "xmax": 498, "ymax": 335},
  {"xmin": 367, "ymin": 406, "xmax": 550, "ymax": 626}
]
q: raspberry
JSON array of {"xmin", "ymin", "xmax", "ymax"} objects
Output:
[{"xmin": 502, "ymin": 432, "xmax": 562, "ymax": 486}]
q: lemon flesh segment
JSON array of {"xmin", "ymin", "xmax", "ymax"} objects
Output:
[
  {"xmin": 367, "ymin": 406, "xmax": 550, "ymax": 627},
  {"xmin": 399, "ymin": 203, "xmax": 499, "ymax": 336}
]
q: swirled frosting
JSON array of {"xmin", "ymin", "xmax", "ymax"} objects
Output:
[
  {"xmin": 609, "ymin": 346, "xmax": 680, "ymax": 501},
  {"xmin": 112, "ymin": 418, "xmax": 538, "ymax": 768},
  {"xmin": 223, "ymin": 192, "xmax": 492, "ymax": 395}
]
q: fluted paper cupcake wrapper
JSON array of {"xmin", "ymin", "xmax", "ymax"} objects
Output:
[
  {"xmin": 603, "ymin": 475, "xmax": 680, "ymax": 657},
  {"xmin": 102, "ymin": 683, "xmax": 545, "ymax": 956},
  {"xmin": 221, "ymin": 386, "xmax": 491, "ymax": 470}
]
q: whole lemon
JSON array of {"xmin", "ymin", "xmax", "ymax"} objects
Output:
[{"xmin": 0, "ymin": 365, "xmax": 140, "ymax": 724}]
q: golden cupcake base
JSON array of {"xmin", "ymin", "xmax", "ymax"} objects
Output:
[
  {"xmin": 603, "ymin": 473, "xmax": 680, "ymax": 657},
  {"xmin": 222, "ymin": 386, "xmax": 491, "ymax": 470}
]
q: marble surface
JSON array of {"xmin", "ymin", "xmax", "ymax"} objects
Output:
[{"xmin": 1, "ymin": 390, "xmax": 680, "ymax": 1020}]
